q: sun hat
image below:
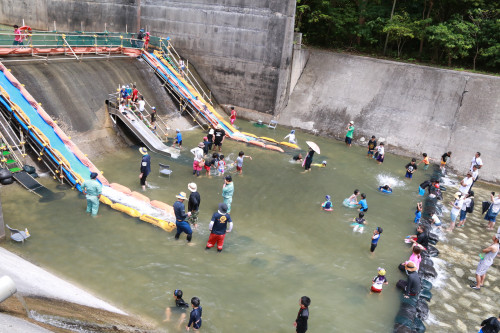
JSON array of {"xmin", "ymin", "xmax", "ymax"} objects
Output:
[
  {"xmin": 405, "ymin": 261, "xmax": 417, "ymax": 272},
  {"xmin": 152, "ymin": 106, "xmax": 156, "ymax": 110},
  {"xmin": 176, "ymin": 129, "xmax": 180, "ymax": 132},
  {"xmin": 218, "ymin": 203, "xmax": 228, "ymax": 214},
  {"xmin": 176, "ymin": 192, "xmax": 187, "ymax": 200},
  {"xmin": 198, "ymin": 142, "xmax": 205, "ymax": 148},
  {"xmin": 378, "ymin": 267, "xmax": 386, "ymax": 276},
  {"xmin": 188, "ymin": 183, "xmax": 197, "ymax": 192},
  {"xmin": 139, "ymin": 147, "xmax": 148, "ymax": 155},
  {"xmin": 349, "ymin": 120, "xmax": 354, "ymax": 124},
  {"xmin": 454, "ymin": 191, "xmax": 462, "ymax": 199},
  {"xmin": 209, "ymin": 129, "xmax": 214, "ymax": 135}
]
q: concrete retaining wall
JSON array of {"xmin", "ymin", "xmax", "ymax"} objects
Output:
[
  {"xmin": 278, "ymin": 50, "xmax": 500, "ymax": 182},
  {"xmin": 0, "ymin": 0, "xmax": 295, "ymax": 115}
]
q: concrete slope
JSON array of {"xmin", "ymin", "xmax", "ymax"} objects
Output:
[
  {"xmin": 279, "ymin": 50, "xmax": 500, "ymax": 182},
  {"xmin": 6, "ymin": 58, "xmax": 176, "ymax": 133}
]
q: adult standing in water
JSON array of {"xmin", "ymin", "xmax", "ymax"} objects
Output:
[
  {"xmin": 345, "ymin": 121, "xmax": 354, "ymax": 147},
  {"xmin": 284, "ymin": 129, "xmax": 297, "ymax": 144},
  {"xmin": 213, "ymin": 124, "xmax": 225, "ymax": 152},
  {"xmin": 139, "ymin": 147, "xmax": 151, "ymax": 191},
  {"xmin": 470, "ymin": 232, "xmax": 499, "ymax": 290},
  {"xmin": 187, "ymin": 183, "xmax": 201, "ymax": 229},
  {"xmin": 222, "ymin": 175, "xmax": 234, "ymax": 213},
  {"xmin": 303, "ymin": 147, "xmax": 314, "ymax": 172},
  {"xmin": 205, "ymin": 203, "xmax": 233, "ymax": 252},
  {"xmin": 82, "ymin": 172, "xmax": 102, "ymax": 217},
  {"xmin": 173, "ymin": 192, "xmax": 193, "ymax": 242}
]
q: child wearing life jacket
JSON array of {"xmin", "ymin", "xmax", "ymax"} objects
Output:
[
  {"xmin": 321, "ymin": 195, "xmax": 333, "ymax": 211},
  {"xmin": 371, "ymin": 267, "xmax": 388, "ymax": 293}
]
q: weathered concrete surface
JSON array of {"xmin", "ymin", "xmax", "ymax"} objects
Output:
[
  {"xmin": 278, "ymin": 50, "xmax": 500, "ymax": 182},
  {"xmin": 0, "ymin": 0, "xmax": 296, "ymax": 114},
  {"xmin": 5, "ymin": 57, "xmax": 189, "ymax": 158},
  {"xmin": 0, "ymin": 193, "xmax": 4, "ymax": 241}
]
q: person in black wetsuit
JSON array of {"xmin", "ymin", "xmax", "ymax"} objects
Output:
[
  {"xmin": 294, "ymin": 296, "xmax": 311, "ymax": 333},
  {"xmin": 480, "ymin": 314, "xmax": 500, "ymax": 333},
  {"xmin": 303, "ymin": 148, "xmax": 314, "ymax": 173},
  {"xmin": 187, "ymin": 297, "xmax": 202, "ymax": 331},
  {"xmin": 164, "ymin": 289, "xmax": 189, "ymax": 328}
]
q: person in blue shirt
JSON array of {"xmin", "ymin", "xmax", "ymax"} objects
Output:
[
  {"xmin": 139, "ymin": 147, "xmax": 151, "ymax": 191},
  {"xmin": 321, "ymin": 195, "xmax": 333, "ymax": 211},
  {"xmin": 370, "ymin": 227, "xmax": 383, "ymax": 253},
  {"xmin": 173, "ymin": 129, "xmax": 182, "ymax": 149},
  {"xmin": 358, "ymin": 193, "xmax": 368, "ymax": 212},
  {"xmin": 173, "ymin": 192, "xmax": 193, "ymax": 242},
  {"xmin": 414, "ymin": 202, "xmax": 422, "ymax": 223},
  {"xmin": 186, "ymin": 297, "xmax": 202, "ymax": 331}
]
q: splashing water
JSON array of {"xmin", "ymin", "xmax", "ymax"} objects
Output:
[
  {"xmin": 376, "ymin": 173, "xmax": 406, "ymax": 188},
  {"xmin": 15, "ymin": 294, "xmax": 30, "ymax": 318},
  {"xmin": 426, "ymin": 257, "xmax": 448, "ymax": 289}
]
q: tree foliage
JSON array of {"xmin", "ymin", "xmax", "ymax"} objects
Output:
[{"xmin": 294, "ymin": 0, "xmax": 500, "ymax": 72}]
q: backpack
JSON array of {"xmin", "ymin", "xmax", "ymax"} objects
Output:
[{"xmin": 466, "ymin": 199, "xmax": 475, "ymax": 213}]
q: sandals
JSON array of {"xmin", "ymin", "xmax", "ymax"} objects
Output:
[{"xmin": 470, "ymin": 284, "xmax": 480, "ymax": 290}]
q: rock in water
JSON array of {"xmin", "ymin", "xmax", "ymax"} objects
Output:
[{"xmin": 416, "ymin": 299, "xmax": 429, "ymax": 320}]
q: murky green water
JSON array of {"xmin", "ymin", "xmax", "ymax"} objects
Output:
[{"xmin": 2, "ymin": 123, "xmax": 442, "ymax": 332}]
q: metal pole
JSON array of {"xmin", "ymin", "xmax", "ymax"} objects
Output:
[{"xmin": 383, "ymin": 0, "xmax": 397, "ymax": 55}]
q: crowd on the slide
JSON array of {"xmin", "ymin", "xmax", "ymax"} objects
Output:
[{"xmin": 80, "ymin": 107, "xmax": 500, "ymax": 331}]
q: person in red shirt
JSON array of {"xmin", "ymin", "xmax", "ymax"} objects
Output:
[
  {"xmin": 230, "ymin": 106, "xmax": 237, "ymax": 125},
  {"xmin": 144, "ymin": 32, "xmax": 150, "ymax": 51},
  {"xmin": 131, "ymin": 84, "xmax": 139, "ymax": 103}
]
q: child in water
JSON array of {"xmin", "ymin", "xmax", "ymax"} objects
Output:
[
  {"xmin": 358, "ymin": 193, "xmax": 368, "ymax": 212},
  {"xmin": 321, "ymin": 195, "xmax": 333, "ymax": 211},
  {"xmin": 351, "ymin": 212, "xmax": 366, "ymax": 232},
  {"xmin": 217, "ymin": 154, "xmax": 226, "ymax": 175},
  {"xmin": 418, "ymin": 153, "xmax": 430, "ymax": 170},
  {"xmin": 164, "ymin": 289, "xmax": 189, "ymax": 328},
  {"xmin": 370, "ymin": 227, "xmax": 383, "ymax": 253},
  {"xmin": 414, "ymin": 202, "xmax": 423, "ymax": 224},
  {"xmin": 186, "ymin": 297, "xmax": 202, "ymax": 331},
  {"xmin": 348, "ymin": 189, "xmax": 360, "ymax": 204},
  {"xmin": 371, "ymin": 267, "xmax": 388, "ymax": 293},
  {"xmin": 294, "ymin": 296, "xmax": 311, "ymax": 333},
  {"xmin": 378, "ymin": 185, "xmax": 392, "ymax": 193}
]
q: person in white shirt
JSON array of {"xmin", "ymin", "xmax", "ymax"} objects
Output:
[
  {"xmin": 470, "ymin": 152, "xmax": 483, "ymax": 171},
  {"xmin": 484, "ymin": 192, "xmax": 500, "ymax": 230},
  {"xmin": 190, "ymin": 142, "xmax": 205, "ymax": 177},
  {"xmin": 458, "ymin": 172, "xmax": 474, "ymax": 195},
  {"xmin": 284, "ymin": 130, "xmax": 297, "ymax": 144},
  {"xmin": 457, "ymin": 191, "xmax": 474, "ymax": 228},
  {"xmin": 138, "ymin": 95, "xmax": 146, "ymax": 112},
  {"xmin": 447, "ymin": 192, "xmax": 464, "ymax": 232}
]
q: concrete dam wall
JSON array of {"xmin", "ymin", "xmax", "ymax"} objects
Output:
[
  {"xmin": 0, "ymin": 0, "xmax": 296, "ymax": 115},
  {"xmin": 279, "ymin": 50, "xmax": 500, "ymax": 182}
]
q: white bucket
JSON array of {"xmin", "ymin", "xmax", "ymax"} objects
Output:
[{"xmin": 0, "ymin": 276, "xmax": 17, "ymax": 303}]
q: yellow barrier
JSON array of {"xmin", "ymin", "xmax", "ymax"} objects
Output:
[
  {"xmin": 259, "ymin": 137, "xmax": 278, "ymax": 144},
  {"xmin": 111, "ymin": 202, "xmax": 141, "ymax": 218},
  {"xmin": 279, "ymin": 142, "xmax": 300, "ymax": 149},
  {"xmin": 99, "ymin": 195, "xmax": 113, "ymax": 206}
]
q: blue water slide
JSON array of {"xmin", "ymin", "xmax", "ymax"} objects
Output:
[{"xmin": 0, "ymin": 70, "xmax": 93, "ymax": 189}]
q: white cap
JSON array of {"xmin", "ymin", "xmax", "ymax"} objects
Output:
[{"xmin": 349, "ymin": 120, "xmax": 354, "ymax": 124}]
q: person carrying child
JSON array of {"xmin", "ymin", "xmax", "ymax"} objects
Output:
[
  {"xmin": 370, "ymin": 227, "xmax": 383, "ymax": 253},
  {"xmin": 321, "ymin": 195, "xmax": 333, "ymax": 211},
  {"xmin": 370, "ymin": 267, "xmax": 388, "ymax": 293},
  {"xmin": 294, "ymin": 296, "xmax": 311, "ymax": 333},
  {"xmin": 186, "ymin": 297, "xmax": 202, "ymax": 331}
]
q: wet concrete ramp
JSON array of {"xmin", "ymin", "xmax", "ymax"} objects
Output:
[{"xmin": 5, "ymin": 58, "xmax": 177, "ymax": 133}]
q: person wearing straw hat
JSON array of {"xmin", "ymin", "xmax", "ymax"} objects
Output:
[
  {"xmin": 396, "ymin": 261, "xmax": 421, "ymax": 298},
  {"xmin": 139, "ymin": 147, "xmax": 151, "ymax": 191},
  {"xmin": 345, "ymin": 121, "xmax": 354, "ymax": 147},
  {"xmin": 82, "ymin": 172, "xmax": 102, "ymax": 217},
  {"xmin": 173, "ymin": 192, "xmax": 193, "ymax": 242},
  {"xmin": 206, "ymin": 203, "xmax": 233, "ymax": 252},
  {"xmin": 470, "ymin": 231, "xmax": 499, "ymax": 290},
  {"xmin": 187, "ymin": 183, "xmax": 201, "ymax": 229}
]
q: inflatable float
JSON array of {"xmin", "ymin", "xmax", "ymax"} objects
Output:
[
  {"xmin": 279, "ymin": 141, "xmax": 299, "ymax": 149},
  {"xmin": 378, "ymin": 187, "xmax": 393, "ymax": 194},
  {"xmin": 342, "ymin": 198, "xmax": 358, "ymax": 208}
]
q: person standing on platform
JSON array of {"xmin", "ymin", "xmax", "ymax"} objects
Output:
[
  {"xmin": 187, "ymin": 183, "xmax": 201, "ymax": 229},
  {"xmin": 82, "ymin": 172, "xmax": 102, "ymax": 217},
  {"xmin": 139, "ymin": 147, "xmax": 151, "ymax": 191},
  {"xmin": 222, "ymin": 175, "xmax": 234, "ymax": 213}
]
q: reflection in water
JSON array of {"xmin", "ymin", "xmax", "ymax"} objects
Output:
[{"xmin": 3, "ymin": 123, "xmax": 493, "ymax": 332}]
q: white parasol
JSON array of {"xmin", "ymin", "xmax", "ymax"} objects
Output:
[{"xmin": 306, "ymin": 141, "xmax": 320, "ymax": 154}]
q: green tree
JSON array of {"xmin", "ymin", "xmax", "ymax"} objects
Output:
[
  {"xmin": 383, "ymin": 12, "xmax": 415, "ymax": 57},
  {"xmin": 426, "ymin": 16, "xmax": 476, "ymax": 66}
]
